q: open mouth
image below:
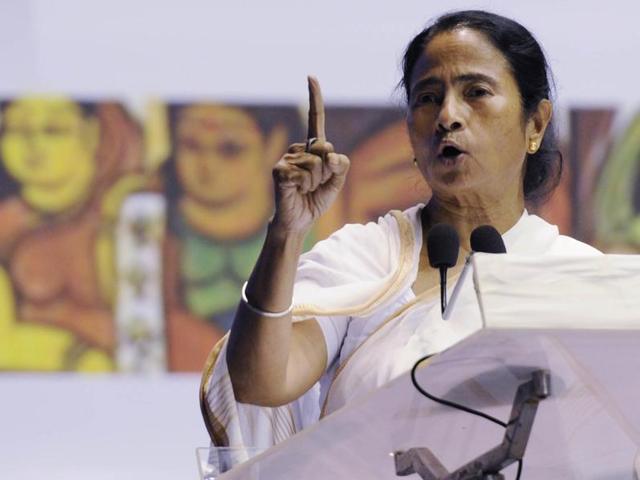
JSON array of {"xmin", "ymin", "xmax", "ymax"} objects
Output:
[{"xmin": 438, "ymin": 145, "xmax": 465, "ymax": 164}]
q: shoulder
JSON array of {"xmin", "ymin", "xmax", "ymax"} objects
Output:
[
  {"xmin": 527, "ymin": 213, "xmax": 602, "ymax": 255},
  {"xmin": 296, "ymin": 204, "xmax": 422, "ymax": 285},
  {"xmin": 328, "ymin": 204, "xmax": 422, "ymax": 248},
  {"xmin": 548, "ymin": 234, "xmax": 602, "ymax": 255},
  {"xmin": 504, "ymin": 211, "xmax": 601, "ymax": 255},
  {"xmin": 305, "ymin": 205, "xmax": 420, "ymax": 262},
  {"xmin": 321, "ymin": 203, "xmax": 420, "ymax": 254}
]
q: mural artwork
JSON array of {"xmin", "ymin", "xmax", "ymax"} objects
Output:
[
  {"xmin": 0, "ymin": 98, "xmax": 145, "ymax": 371},
  {"xmin": 0, "ymin": 96, "xmax": 637, "ymax": 372}
]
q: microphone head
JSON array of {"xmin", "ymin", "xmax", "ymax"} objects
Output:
[
  {"xmin": 427, "ymin": 223, "xmax": 459, "ymax": 269},
  {"xmin": 470, "ymin": 225, "xmax": 507, "ymax": 254}
]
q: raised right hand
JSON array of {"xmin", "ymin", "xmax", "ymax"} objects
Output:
[{"xmin": 271, "ymin": 76, "xmax": 350, "ymax": 234}]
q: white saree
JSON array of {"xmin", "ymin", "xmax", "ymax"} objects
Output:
[{"xmin": 199, "ymin": 204, "xmax": 599, "ymax": 448}]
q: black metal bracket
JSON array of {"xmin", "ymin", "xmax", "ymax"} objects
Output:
[{"xmin": 394, "ymin": 369, "xmax": 551, "ymax": 480}]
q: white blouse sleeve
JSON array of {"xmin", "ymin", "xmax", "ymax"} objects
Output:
[{"xmin": 313, "ymin": 314, "xmax": 349, "ymax": 368}]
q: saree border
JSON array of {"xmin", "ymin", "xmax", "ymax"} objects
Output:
[
  {"xmin": 291, "ymin": 210, "xmax": 416, "ymax": 319},
  {"xmin": 199, "ymin": 209, "xmax": 417, "ymax": 445}
]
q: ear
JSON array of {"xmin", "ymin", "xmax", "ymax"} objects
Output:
[
  {"xmin": 526, "ymin": 99, "xmax": 552, "ymax": 147},
  {"xmin": 264, "ymin": 124, "xmax": 288, "ymax": 169}
]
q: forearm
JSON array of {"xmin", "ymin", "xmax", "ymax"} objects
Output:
[
  {"xmin": 245, "ymin": 222, "xmax": 306, "ymax": 313},
  {"xmin": 226, "ymin": 222, "xmax": 307, "ymax": 405},
  {"xmin": 226, "ymin": 76, "xmax": 347, "ymax": 406}
]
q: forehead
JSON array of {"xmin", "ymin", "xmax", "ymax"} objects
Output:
[
  {"xmin": 177, "ymin": 105, "xmax": 259, "ymax": 137},
  {"xmin": 410, "ymin": 28, "xmax": 512, "ymax": 88},
  {"xmin": 4, "ymin": 98, "xmax": 83, "ymax": 125}
]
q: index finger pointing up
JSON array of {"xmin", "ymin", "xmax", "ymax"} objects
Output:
[{"xmin": 307, "ymin": 75, "xmax": 326, "ymax": 141}]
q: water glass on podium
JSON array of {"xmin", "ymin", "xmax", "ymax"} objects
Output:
[{"xmin": 196, "ymin": 446, "xmax": 264, "ymax": 479}]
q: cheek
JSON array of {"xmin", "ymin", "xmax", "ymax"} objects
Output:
[
  {"xmin": 406, "ymin": 114, "xmax": 434, "ymax": 153},
  {"xmin": 407, "ymin": 110, "xmax": 432, "ymax": 133},
  {"xmin": 176, "ymin": 155, "xmax": 199, "ymax": 186},
  {"xmin": 1, "ymin": 138, "xmax": 26, "ymax": 175},
  {"xmin": 476, "ymin": 107, "xmax": 526, "ymax": 158},
  {"xmin": 50, "ymin": 139, "xmax": 86, "ymax": 168},
  {"xmin": 496, "ymin": 118, "xmax": 527, "ymax": 162}
]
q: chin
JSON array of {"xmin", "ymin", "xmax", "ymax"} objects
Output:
[
  {"xmin": 428, "ymin": 168, "xmax": 470, "ymax": 189},
  {"xmin": 428, "ymin": 176, "xmax": 483, "ymax": 200}
]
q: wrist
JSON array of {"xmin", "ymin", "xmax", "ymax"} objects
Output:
[
  {"xmin": 267, "ymin": 220, "xmax": 309, "ymax": 247},
  {"xmin": 241, "ymin": 281, "xmax": 293, "ymax": 318},
  {"xmin": 243, "ymin": 221, "xmax": 306, "ymax": 313}
]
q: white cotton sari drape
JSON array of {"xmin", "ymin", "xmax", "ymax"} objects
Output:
[{"xmin": 200, "ymin": 204, "xmax": 600, "ymax": 448}]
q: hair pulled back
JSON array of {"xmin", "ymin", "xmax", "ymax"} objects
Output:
[{"xmin": 401, "ymin": 10, "xmax": 561, "ymax": 204}]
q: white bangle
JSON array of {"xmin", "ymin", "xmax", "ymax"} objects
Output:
[{"xmin": 241, "ymin": 281, "xmax": 293, "ymax": 318}]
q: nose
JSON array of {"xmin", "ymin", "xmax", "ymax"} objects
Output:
[{"xmin": 436, "ymin": 95, "xmax": 464, "ymax": 133}]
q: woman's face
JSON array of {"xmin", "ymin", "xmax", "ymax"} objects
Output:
[
  {"xmin": 175, "ymin": 105, "xmax": 265, "ymax": 206},
  {"xmin": 1, "ymin": 98, "xmax": 96, "ymax": 188},
  {"xmin": 407, "ymin": 28, "xmax": 533, "ymax": 203}
]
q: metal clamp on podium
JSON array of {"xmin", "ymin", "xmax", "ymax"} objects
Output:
[{"xmin": 394, "ymin": 369, "xmax": 551, "ymax": 480}]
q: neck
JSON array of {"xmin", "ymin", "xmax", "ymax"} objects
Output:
[
  {"xmin": 180, "ymin": 194, "xmax": 271, "ymax": 241},
  {"xmin": 422, "ymin": 192, "xmax": 524, "ymax": 251}
]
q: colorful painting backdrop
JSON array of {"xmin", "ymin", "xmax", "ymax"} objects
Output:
[{"xmin": 0, "ymin": 96, "xmax": 637, "ymax": 372}]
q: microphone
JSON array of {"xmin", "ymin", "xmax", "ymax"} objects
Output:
[
  {"xmin": 470, "ymin": 225, "xmax": 506, "ymax": 254},
  {"xmin": 427, "ymin": 223, "xmax": 459, "ymax": 314},
  {"xmin": 442, "ymin": 225, "xmax": 506, "ymax": 320}
]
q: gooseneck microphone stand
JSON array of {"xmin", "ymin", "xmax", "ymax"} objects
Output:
[
  {"xmin": 400, "ymin": 224, "xmax": 543, "ymax": 478},
  {"xmin": 393, "ymin": 369, "xmax": 551, "ymax": 480}
]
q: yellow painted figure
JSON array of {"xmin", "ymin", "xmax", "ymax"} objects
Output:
[
  {"xmin": 1, "ymin": 98, "xmax": 99, "ymax": 214},
  {"xmin": 0, "ymin": 97, "xmax": 145, "ymax": 371}
]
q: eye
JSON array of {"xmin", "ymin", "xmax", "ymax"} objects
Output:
[
  {"xmin": 44, "ymin": 125, "xmax": 72, "ymax": 136},
  {"xmin": 5, "ymin": 125, "xmax": 29, "ymax": 136},
  {"xmin": 179, "ymin": 137, "xmax": 202, "ymax": 153},
  {"xmin": 217, "ymin": 140, "xmax": 245, "ymax": 159},
  {"xmin": 466, "ymin": 87, "xmax": 490, "ymax": 98},
  {"xmin": 413, "ymin": 92, "xmax": 440, "ymax": 107}
]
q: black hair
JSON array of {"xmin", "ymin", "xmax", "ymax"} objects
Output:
[{"xmin": 401, "ymin": 10, "xmax": 561, "ymax": 204}]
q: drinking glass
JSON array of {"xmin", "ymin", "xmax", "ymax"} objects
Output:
[{"xmin": 195, "ymin": 446, "xmax": 265, "ymax": 479}]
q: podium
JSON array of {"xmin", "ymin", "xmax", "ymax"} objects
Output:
[{"xmin": 217, "ymin": 254, "xmax": 640, "ymax": 479}]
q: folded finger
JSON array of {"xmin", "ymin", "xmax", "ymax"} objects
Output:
[
  {"xmin": 326, "ymin": 153, "xmax": 350, "ymax": 176},
  {"xmin": 307, "ymin": 139, "xmax": 334, "ymax": 158},
  {"xmin": 286, "ymin": 153, "xmax": 323, "ymax": 190},
  {"xmin": 324, "ymin": 153, "xmax": 350, "ymax": 191},
  {"xmin": 287, "ymin": 143, "xmax": 306, "ymax": 154},
  {"xmin": 273, "ymin": 162, "xmax": 313, "ymax": 193}
]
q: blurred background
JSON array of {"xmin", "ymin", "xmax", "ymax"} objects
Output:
[{"xmin": 1, "ymin": 0, "xmax": 639, "ymax": 478}]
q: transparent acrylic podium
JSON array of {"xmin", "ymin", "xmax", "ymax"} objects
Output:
[{"xmin": 216, "ymin": 254, "xmax": 640, "ymax": 479}]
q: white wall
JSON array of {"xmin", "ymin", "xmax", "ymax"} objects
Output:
[
  {"xmin": 0, "ymin": 374, "xmax": 208, "ymax": 480},
  {"xmin": 1, "ymin": 0, "xmax": 639, "ymax": 109}
]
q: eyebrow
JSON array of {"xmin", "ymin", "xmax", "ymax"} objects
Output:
[{"xmin": 410, "ymin": 73, "xmax": 499, "ymax": 94}]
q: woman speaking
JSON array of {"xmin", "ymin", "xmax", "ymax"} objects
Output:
[{"xmin": 200, "ymin": 10, "xmax": 599, "ymax": 448}]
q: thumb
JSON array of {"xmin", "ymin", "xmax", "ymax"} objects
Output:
[
  {"xmin": 325, "ymin": 153, "xmax": 350, "ymax": 190},
  {"xmin": 326, "ymin": 153, "xmax": 350, "ymax": 176}
]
